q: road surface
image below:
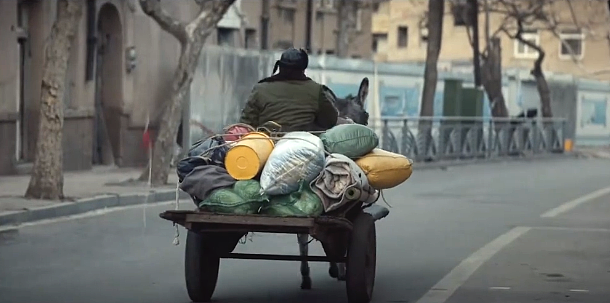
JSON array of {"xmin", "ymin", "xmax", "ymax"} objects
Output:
[{"xmin": 1, "ymin": 158, "xmax": 610, "ymax": 303}]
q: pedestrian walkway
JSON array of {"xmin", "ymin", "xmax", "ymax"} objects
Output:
[
  {"xmin": 574, "ymin": 146, "xmax": 610, "ymax": 159},
  {"xmin": 0, "ymin": 166, "xmax": 186, "ymax": 227}
]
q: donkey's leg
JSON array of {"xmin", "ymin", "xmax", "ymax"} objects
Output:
[
  {"xmin": 337, "ymin": 262, "xmax": 347, "ymax": 281},
  {"xmin": 297, "ymin": 233, "xmax": 312, "ymax": 290}
]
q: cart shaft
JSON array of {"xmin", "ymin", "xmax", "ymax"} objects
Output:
[{"xmin": 222, "ymin": 253, "xmax": 346, "ymax": 262}]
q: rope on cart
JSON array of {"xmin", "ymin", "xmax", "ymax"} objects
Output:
[
  {"xmin": 379, "ymin": 190, "xmax": 392, "ymax": 208},
  {"xmin": 143, "ymin": 111, "xmax": 152, "ymax": 230},
  {"xmin": 173, "ymin": 180, "xmax": 180, "ymax": 246},
  {"xmin": 190, "ymin": 134, "xmax": 333, "ymax": 160}
]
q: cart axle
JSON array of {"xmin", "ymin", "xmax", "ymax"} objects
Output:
[{"xmin": 222, "ymin": 253, "xmax": 346, "ymax": 262}]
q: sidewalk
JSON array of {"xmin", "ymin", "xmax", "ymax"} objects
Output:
[
  {"xmin": 574, "ymin": 146, "xmax": 610, "ymax": 159},
  {"xmin": 0, "ymin": 166, "xmax": 189, "ymax": 228}
]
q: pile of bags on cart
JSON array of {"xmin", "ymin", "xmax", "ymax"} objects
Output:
[{"xmin": 176, "ymin": 123, "xmax": 413, "ymax": 217}]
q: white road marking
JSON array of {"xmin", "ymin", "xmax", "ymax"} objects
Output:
[
  {"xmin": 540, "ymin": 185, "xmax": 610, "ymax": 218},
  {"xmin": 569, "ymin": 289, "xmax": 590, "ymax": 293},
  {"xmin": 0, "ymin": 201, "xmax": 174, "ymax": 233},
  {"xmin": 414, "ymin": 226, "xmax": 531, "ymax": 303},
  {"xmin": 532, "ymin": 226, "xmax": 610, "ymax": 233},
  {"xmin": 489, "ymin": 286, "xmax": 511, "ymax": 290}
]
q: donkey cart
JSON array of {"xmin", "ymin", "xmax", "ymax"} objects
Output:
[{"xmin": 160, "ymin": 202, "xmax": 389, "ymax": 303}]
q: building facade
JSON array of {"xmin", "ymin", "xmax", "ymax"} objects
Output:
[
  {"xmin": 0, "ymin": 0, "xmax": 374, "ymax": 175},
  {"xmin": 372, "ymin": 0, "xmax": 610, "ymax": 80},
  {"xmin": 238, "ymin": 0, "xmax": 373, "ymax": 58}
]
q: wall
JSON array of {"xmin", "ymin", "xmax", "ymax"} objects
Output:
[
  {"xmin": 575, "ymin": 79, "xmax": 610, "ymax": 146},
  {"xmin": 188, "ymin": 46, "xmax": 610, "ymax": 147},
  {"xmin": 0, "ymin": 0, "xmax": 19, "ymax": 174}
]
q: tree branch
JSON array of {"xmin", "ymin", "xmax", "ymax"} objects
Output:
[
  {"xmin": 187, "ymin": 0, "xmax": 236, "ymax": 40},
  {"xmin": 505, "ymin": 20, "xmax": 545, "ymax": 75},
  {"xmin": 139, "ymin": 0, "xmax": 188, "ymax": 44}
]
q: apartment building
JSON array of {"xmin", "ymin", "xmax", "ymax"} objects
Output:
[
  {"xmin": 372, "ymin": 0, "xmax": 610, "ymax": 80},
  {"xmin": 0, "ymin": 0, "xmax": 373, "ymax": 175},
  {"xmin": 238, "ymin": 0, "xmax": 373, "ymax": 58}
]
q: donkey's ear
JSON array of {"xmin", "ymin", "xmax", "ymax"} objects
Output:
[{"xmin": 357, "ymin": 77, "xmax": 369, "ymax": 106}]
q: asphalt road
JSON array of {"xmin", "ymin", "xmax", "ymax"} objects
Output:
[{"xmin": 1, "ymin": 158, "xmax": 610, "ymax": 303}]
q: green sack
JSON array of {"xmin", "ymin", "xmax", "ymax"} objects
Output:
[
  {"xmin": 199, "ymin": 180, "xmax": 268, "ymax": 215},
  {"xmin": 320, "ymin": 124, "xmax": 379, "ymax": 158},
  {"xmin": 233, "ymin": 180, "xmax": 269, "ymax": 203},
  {"xmin": 261, "ymin": 183, "xmax": 324, "ymax": 217}
]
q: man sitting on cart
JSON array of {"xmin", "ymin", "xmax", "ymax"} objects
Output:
[{"xmin": 239, "ymin": 48, "xmax": 339, "ymax": 132}]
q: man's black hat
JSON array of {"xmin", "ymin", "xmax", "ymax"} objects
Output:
[{"xmin": 273, "ymin": 48, "xmax": 309, "ymax": 74}]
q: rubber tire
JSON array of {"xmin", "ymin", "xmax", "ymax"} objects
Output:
[
  {"xmin": 345, "ymin": 212, "xmax": 377, "ymax": 303},
  {"xmin": 185, "ymin": 231, "xmax": 220, "ymax": 303}
]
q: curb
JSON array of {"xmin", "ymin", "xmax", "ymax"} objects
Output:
[{"xmin": 0, "ymin": 189, "xmax": 190, "ymax": 228}]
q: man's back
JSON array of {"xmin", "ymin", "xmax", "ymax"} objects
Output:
[{"xmin": 240, "ymin": 79, "xmax": 337, "ymax": 132}]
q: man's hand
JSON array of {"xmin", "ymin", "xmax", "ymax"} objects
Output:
[{"xmin": 337, "ymin": 117, "xmax": 355, "ymax": 125}]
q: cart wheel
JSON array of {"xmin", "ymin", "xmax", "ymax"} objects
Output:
[
  {"xmin": 346, "ymin": 212, "xmax": 376, "ymax": 303},
  {"xmin": 185, "ymin": 231, "xmax": 220, "ymax": 303}
]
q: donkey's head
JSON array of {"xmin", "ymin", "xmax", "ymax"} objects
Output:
[{"xmin": 325, "ymin": 78, "xmax": 370, "ymax": 126}]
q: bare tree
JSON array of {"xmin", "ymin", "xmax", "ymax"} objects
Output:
[
  {"xmin": 467, "ymin": 0, "xmax": 610, "ymax": 118},
  {"xmin": 138, "ymin": 0, "xmax": 236, "ymax": 186},
  {"xmin": 25, "ymin": 0, "xmax": 84, "ymax": 200},
  {"xmin": 461, "ymin": 0, "xmax": 509, "ymax": 117},
  {"xmin": 418, "ymin": 0, "xmax": 445, "ymax": 155}
]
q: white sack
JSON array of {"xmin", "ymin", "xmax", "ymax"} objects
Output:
[{"xmin": 260, "ymin": 132, "xmax": 325, "ymax": 195}]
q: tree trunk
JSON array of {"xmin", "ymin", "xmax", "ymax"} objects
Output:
[
  {"xmin": 138, "ymin": 0, "xmax": 236, "ymax": 186},
  {"xmin": 335, "ymin": 0, "xmax": 355, "ymax": 58},
  {"xmin": 481, "ymin": 38, "xmax": 508, "ymax": 117},
  {"xmin": 25, "ymin": 0, "xmax": 84, "ymax": 200},
  {"xmin": 418, "ymin": 0, "xmax": 444, "ymax": 158},
  {"xmin": 140, "ymin": 43, "xmax": 200, "ymax": 186},
  {"xmin": 532, "ymin": 58, "xmax": 553, "ymax": 118}
]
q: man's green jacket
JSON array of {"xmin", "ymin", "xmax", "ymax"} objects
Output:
[{"xmin": 239, "ymin": 79, "xmax": 338, "ymax": 132}]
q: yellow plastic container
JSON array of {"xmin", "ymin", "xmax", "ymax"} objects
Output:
[
  {"xmin": 355, "ymin": 148, "xmax": 413, "ymax": 189},
  {"xmin": 225, "ymin": 132, "xmax": 275, "ymax": 180}
]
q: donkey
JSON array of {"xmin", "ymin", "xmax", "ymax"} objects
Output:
[{"xmin": 297, "ymin": 77, "xmax": 370, "ymax": 290}]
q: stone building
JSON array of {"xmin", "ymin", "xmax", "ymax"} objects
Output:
[{"xmin": 0, "ymin": 0, "xmax": 373, "ymax": 175}]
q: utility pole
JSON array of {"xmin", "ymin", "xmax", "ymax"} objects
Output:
[
  {"xmin": 469, "ymin": 0, "xmax": 482, "ymax": 87},
  {"xmin": 261, "ymin": 0, "xmax": 270, "ymax": 50},
  {"xmin": 305, "ymin": 0, "xmax": 313, "ymax": 53}
]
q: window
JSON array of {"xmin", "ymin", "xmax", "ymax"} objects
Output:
[
  {"xmin": 217, "ymin": 27, "xmax": 235, "ymax": 47},
  {"xmin": 372, "ymin": 2, "xmax": 380, "ymax": 12},
  {"xmin": 281, "ymin": 8, "xmax": 295, "ymax": 23},
  {"xmin": 245, "ymin": 29, "xmax": 257, "ymax": 49},
  {"xmin": 318, "ymin": 0, "xmax": 334, "ymax": 9},
  {"xmin": 372, "ymin": 33, "xmax": 388, "ymax": 53},
  {"xmin": 397, "ymin": 26, "xmax": 408, "ymax": 48},
  {"xmin": 420, "ymin": 27, "xmax": 428, "ymax": 43},
  {"xmin": 356, "ymin": 8, "xmax": 363, "ymax": 31},
  {"xmin": 279, "ymin": 0, "xmax": 297, "ymax": 5},
  {"xmin": 514, "ymin": 29, "xmax": 540, "ymax": 58},
  {"xmin": 559, "ymin": 29, "xmax": 584, "ymax": 59},
  {"xmin": 451, "ymin": 0, "xmax": 470, "ymax": 26}
]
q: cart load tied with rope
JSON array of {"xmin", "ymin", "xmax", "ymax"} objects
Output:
[{"xmin": 161, "ymin": 121, "xmax": 412, "ymax": 303}]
